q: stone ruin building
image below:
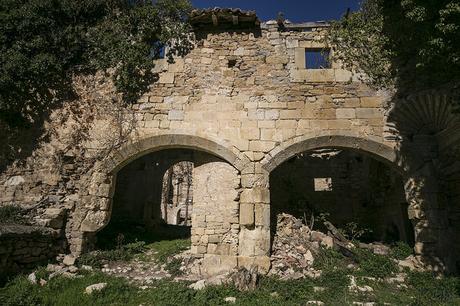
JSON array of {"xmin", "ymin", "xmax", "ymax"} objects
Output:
[{"xmin": 1, "ymin": 8, "xmax": 460, "ymax": 276}]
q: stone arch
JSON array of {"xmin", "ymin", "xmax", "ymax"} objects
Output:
[
  {"xmin": 262, "ymin": 134, "xmax": 402, "ymax": 175},
  {"xmin": 79, "ymin": 134, "xmax": 249, "ymax": 236},
  {"xmin": 104, "ymin": 134, "xmax": 250, "ymax": 175}
]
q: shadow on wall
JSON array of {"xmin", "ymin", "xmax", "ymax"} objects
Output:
[{"xmin": 387, "ymin": 92, "xmax": 460, "ymax": 274}]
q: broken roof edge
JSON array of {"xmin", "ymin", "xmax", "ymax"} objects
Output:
[
  {"xmin": 261, "ymin": 20, "xmax": 330, "ymax": 30},
  {"xmin": 190, "ymin": 8, "xmax": 330, "ymax": 31}
]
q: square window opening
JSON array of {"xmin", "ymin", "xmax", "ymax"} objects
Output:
[
  {"xmin": 305, "ymin": 49, "xmax": 331, "ymax": 69},
  {"xmin": 314, "ymin": 177, "xmax": 333, "ymax": 191}
]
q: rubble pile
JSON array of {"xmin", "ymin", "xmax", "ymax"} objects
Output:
[{"xmin": 269, "ymin": 213, "xmax": 332, "ymax": 279}]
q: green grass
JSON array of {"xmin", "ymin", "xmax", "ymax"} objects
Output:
[
  {"xmin": 146, "ymin": 238, "xmax": 191, "ymax": 263},
  {"xmin": 2, "ymin": 269, "xmax": 459, "ymax": 306},
  {"xmin": 77, "ymin": 220, "xmax": 191, "ymax": 269},
  {"xmin": 390, "ymin": 241, "xmax": 414, "ymax": 260},
  {"xmin": 354, "ymin": 248, "xmax": 398, "ymax": 278},
  {"xmin": 5, "ymin": 218, "xmax": 454, "ymax": 306}
]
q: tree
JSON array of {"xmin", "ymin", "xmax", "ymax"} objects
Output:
[
  {"xmin": 327, "ymin": 0, "xmax": 460, "ymax": 94},
  {"xmin": 0, "ymin": 0, "xmax": 192, "ymax": 128}
]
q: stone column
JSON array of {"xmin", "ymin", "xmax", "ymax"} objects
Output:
[
  {"xmin": 237, "ymin": 165, "xmax": 271, "ymax": 273},
  {"xmin": 190, "ymin": 157, "xmax": 240, "ymax": 275},
  {"xmin": 403, "ymin": 135, "xmax": 449, "ymax": 271}
]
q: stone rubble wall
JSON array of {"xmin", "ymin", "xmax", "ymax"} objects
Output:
[
  {"xmin": 0, "ymin": 225, "xmax": 64, "ymax": 276},
  {"xmin": 0, "ymin": 20, "xmax": 457, "ymax": 274}
]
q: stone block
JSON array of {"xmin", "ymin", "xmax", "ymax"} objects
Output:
[
  {"xmin": 159, "ymin": 72, "xmax": 174, "ymax": 84},
  {"xmin": 360, "ymin": 96, "xmax": 383, "ymax": 108},
  {"xmin": 305, "ymin": 69, "xmax": 335, "ymax": 83},
  {"xmin": 249, "ymin": 140, "xmax": 276, "ymax": 153},
  {"xmin": 202, "ymin": 255, "xmax": 237, "ymax": 276},
  {"xmin": 168, "ymin": 110, "xmax": 184, "ymax": 121},
  {"xmin": 294, "ymin": 48, "xmax": 306, "ymax": 69},
  {"xmin": 238, "ymin": 256, "xmax": 271, "ymax": 274},
  {"xmin": 280, "ymin": 110, "xmax": 301, "ymax": 119},
  {"xmin": 356, "ymin": 108, "xmax": 382, "ymax": 119},
  {"xmin": 240, "ymin": 128, "xmax": 260, "ymax": 140},
  {"xmin": 336, "ymin": 108, "xmax": 356, "ymax": 119},
  {"xmin": 240, "ymin": 203, "xmax": 254, "ymax": 226},
  {"xmin": 255, "ymin": 204, "xmax": 270, "ymax": 226},
  {"xmin": 240, "ymin": 188, "xmax": 270, "ymax": 204},
  {"xmin": 266, "ymin": 55, "xmax": 289, "ymax": 65}
]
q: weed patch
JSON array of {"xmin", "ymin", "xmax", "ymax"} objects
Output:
[
  {"xmin": 354, "ymin": 248, "xmax": 397, "ymax": 278},
  {"xmin": 389, "ymin": 241, "xmax": 413, "ymax": 260}
]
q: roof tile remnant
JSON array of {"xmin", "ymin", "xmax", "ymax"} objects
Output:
[{"xmin": 190, "ymin": 8, "xmax": 260, "ymax": 30}]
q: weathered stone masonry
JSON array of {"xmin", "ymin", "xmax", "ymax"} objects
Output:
[{"xmin": 1, "ymin": 9, "xmax": 459, "ymax": 274}]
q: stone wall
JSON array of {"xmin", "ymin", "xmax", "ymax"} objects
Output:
[
  {"xmin": 0, "ymin": 225, "xmax": 63, "ymax": 276},
  {"xmin": 0, "ymin": 12, "xmax": 459, "ymax": 274}
]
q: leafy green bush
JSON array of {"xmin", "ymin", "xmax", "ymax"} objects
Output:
[
  {"xmin": 0, "ymin": 0, "xmax": 193, "ymax": 128},
  {"xmin": 313, "ymin": 247, "xmax": 347, "ymax": 272},
  {"xmin": 355, "ymin": 248, "xmax": 398, "ymax": 278},
  {"xmin": 0, "ymin": 205, "xmax": 26, "ymax": 224},
  {"xmin": 339, "ymin": 222, "xmax": 373, "ymax": 241},
  {"xmin": 390, "ymin": 241, "xmax": 413, "ymax": 260}
]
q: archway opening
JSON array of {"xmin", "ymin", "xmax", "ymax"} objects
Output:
[
  {"xmin": 95, "ymin": 148, "xmax": 235, "ymax": 257},
  {"xmin": 269, "ymin": 148, "xmax": 414, "ymax": 247}
]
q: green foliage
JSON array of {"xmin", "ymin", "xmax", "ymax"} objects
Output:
[
  {"xmin": 327, "ymin": 0, "xmax": 460, "ymax": 93},
  {"xmin": 147, "ymin": 238, "xmax": 190, "ymax": 264},
  {"xmin": 390, "ymin": 241, "xmax": 413, "ymax": 260},
  {"xmin": 164, "ymin": 257, "xmax": 184, "ymax": 276},
  {"xmin": 0, "ymin": 205, "xmax": 26, "ymax": 224},
  {"xmin": 313, "ymin": 247, "xmax": 347, "ymax": 271},
  {"xmin": 0, "ymin": 0, "xmax": 192, "ymax": 128},
  {"xmin": 354, "ymin": 248, "xmax": 398, "ymax": 278},
  {"xmin": 339, "ymin": 222, "xmax": 373, "ymax": 241},
  {"xmin": 1, "ymin": 270, "xmax": 460, "ymax": 306},
  {"xmin": 77, "ymin": 240, "xmax": 146, "ymax": 268},
  {"xmin": 407, "ymin": 271, "xmax": 460, "ymax": 305}
]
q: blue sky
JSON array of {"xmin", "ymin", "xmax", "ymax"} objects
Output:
[{"xmin": 191, "ymin": 0, "xmax": 362, "ymax": 22}]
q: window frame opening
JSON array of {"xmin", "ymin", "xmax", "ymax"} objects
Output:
[{"xmin": 305, "ymin": 48, "xmax": 331, "ymax": 69}]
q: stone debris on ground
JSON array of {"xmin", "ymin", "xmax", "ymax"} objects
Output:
[
  {"xmin": 85, "ymin": 282, "xmax": 107, "ymax": 294},
  {"xmin": 224, "ymin": 296, "xmax": 236, "ymax": 303},
  {"xmin": 23, "ymin": 212, "xmax": 424, "ymax": 297},
  {"xmin": 268, "ymin": 213, "xmax": 325, "ymax": 279}
]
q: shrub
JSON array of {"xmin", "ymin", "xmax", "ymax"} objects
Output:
[
  {"xmin": 313, "ymin": 247, "xmax": 347, "ymax": 272},
  {"xmin": 355, "ymin": 249, "xmax": 397, "ymax": 278},
  {"xmin": 390, "ymin": 241, "xmax": 413, "ymax": 260}
]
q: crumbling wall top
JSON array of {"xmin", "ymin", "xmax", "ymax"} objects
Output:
[{"xmin": 190, "ymin": 8, "xmax": 260, "ymax": 30}]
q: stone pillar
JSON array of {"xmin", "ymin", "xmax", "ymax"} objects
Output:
[
  {"xmin": 403, "ymin": 135, "xmax": 449, "ymax": 271},
  {"xmin": 191, "ymin": 158, "xmax": 240, "ymax": 275},
  {"xmin": 237, "ymin": 165, "xmax": 271, "ymax": 273}
]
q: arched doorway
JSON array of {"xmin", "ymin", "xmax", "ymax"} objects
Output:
[
  {"xmin": 77, "ymin": 135, "xmax": 248, "ymax": 275},
  {"xmin": 269, "ymin": 148, "xmax": 414, "ymax": 246},
  {"xmin": 263, "ymin": 135, "xmax": 414, "ymax": 251}
]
